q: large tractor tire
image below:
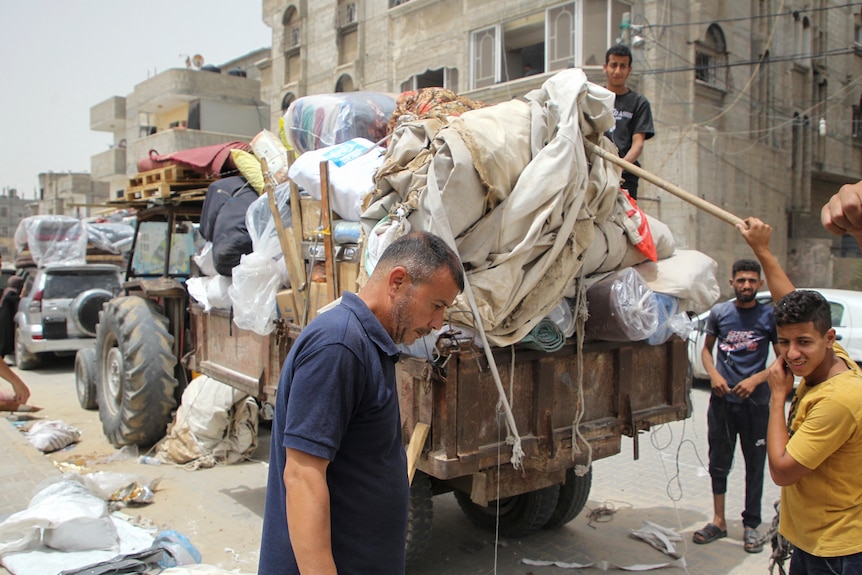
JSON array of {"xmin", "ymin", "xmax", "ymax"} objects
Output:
[
  {"xmin": 75, "ymin": 347, "xmax": 99, "ymax": 410},
  {"xmin": 405, "ymin": 471, "xmax": 434, "ymax": 565},
  {"xmin": 543, "ymin": 468, "xmax": 592, "ymax": 529},
  {"xmin": 454, "ymin": 484, "xmax": 560, "ymax": 538},
  {"xmin": 96, "ymin": 296, "xmax": 177, "ymax": 448}
]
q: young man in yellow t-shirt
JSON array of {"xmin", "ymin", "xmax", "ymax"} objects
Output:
[{"xmin": 739, "ymin": 217, "xmax": 862, "ymax": 574}]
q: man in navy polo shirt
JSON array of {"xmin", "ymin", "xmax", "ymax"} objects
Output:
[{"xmin": 259, "ymin": 231, "xmax": 464, "ymax": 575}]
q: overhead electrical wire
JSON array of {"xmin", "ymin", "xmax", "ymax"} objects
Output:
[{"xmin": 638, "ymin": 1, "xmax": 862, "ymax": 30}]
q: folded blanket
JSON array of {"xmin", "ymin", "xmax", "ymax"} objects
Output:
[{"xmin": 518, "ymin": 318, "xmax": 565, "ymax": 352}]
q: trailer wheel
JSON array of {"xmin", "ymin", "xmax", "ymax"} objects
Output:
[
  {"xmin": 96, "ymin": 296, "xmax": 177, "ymax": 448},
  {"xmin": 75, "ymin": 347, "xmax": 98, "ymax": 410},
  {"xmin": 454, "ymin": 485, "xmax": 560, "ymax": 538},
  {"xmin": 543, "ymin": 468, "xmax": 592, "ymax": 529},
  {"xmin": 406, "ymin": 471, "xmax": 433, "ymax": 565}
]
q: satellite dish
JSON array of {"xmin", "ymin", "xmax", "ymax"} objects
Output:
[{"xmin": 192, "ymin": 54, "xmax": 205, "ymax": 69}]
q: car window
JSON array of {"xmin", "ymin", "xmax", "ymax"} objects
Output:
[
  {"xmin": 43, "ymin": 271, "xmax": 121, "ymax": 299},
  {"xmin": 829, "ymin": 302, "xmax": 845, "ymax": 327}
]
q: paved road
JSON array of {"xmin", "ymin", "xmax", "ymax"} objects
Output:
[{"xmin": 2, "ymin": 360, "xmax": 781, "ymax": 575}]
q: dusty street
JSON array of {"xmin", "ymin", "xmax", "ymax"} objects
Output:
[{"xmin": 5, "ymin": 357, "xmax": 780, "ymax": 575}]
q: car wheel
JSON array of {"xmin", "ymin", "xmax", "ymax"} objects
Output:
[
  {"xmin": 14, "ymin": 326, "xmax": 40, "ymax": 370},
  {"xmin": 95, "ymin": 296, "xmax": 177, "ymax": 448},
  {"xmin": 75, "ymin": 348, "xmax": 99, "ymax": 410}
]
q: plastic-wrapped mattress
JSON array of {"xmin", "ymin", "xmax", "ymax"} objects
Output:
[{"xmin": 283, "ymin": 92, "xmax": 396, "ymax": 155}]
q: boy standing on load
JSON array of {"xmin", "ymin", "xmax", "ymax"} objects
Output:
[
  {"xmin": 740, "ymin": 217, "xmax": 862, "ymax": 574},
  {"xmin": 603, "ymin": 44, "xmax": 655, "ymax": 200}
]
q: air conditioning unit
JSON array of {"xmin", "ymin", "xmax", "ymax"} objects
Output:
[{"xmin": 339, "ymin": 2, "xmax": 357, "ymax": 28}]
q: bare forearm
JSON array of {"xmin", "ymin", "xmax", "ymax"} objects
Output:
[
  {"xmin": 623, "ymin": 134, "xmax": 645, "ymax": 164},
  {"xmin": 767, "ymin": 395, "xmax": 793, "ymax": 485},
  {"xmin": 284, "ymin": 453, "xmax": 337, "ymax": 574},
  {"xmin": 751, "ymin": 246, "xmax": 794, "ymax": 301}
]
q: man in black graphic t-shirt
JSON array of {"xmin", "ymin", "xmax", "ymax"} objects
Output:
[{"xmin": 603, "ymin": 44, "xmax": 655, "ymax": 200}]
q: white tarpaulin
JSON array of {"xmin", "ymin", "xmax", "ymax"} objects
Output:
[{"xmin": 366, "ymin": 69, "xmax": 622, "ymax": 346}]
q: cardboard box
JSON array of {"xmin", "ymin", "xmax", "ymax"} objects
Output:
[
  {"xmin": 275, "ymin": 289, "xmax": 295, "ymax": 322},
  {"xmin": 300, "ymin": 198, "xmax": 322, "ymax": 240}
]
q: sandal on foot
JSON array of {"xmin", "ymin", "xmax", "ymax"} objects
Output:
[
  {"xmin": 692, "ymin": 523, "xmax": 727, "ymax": 544},
  {"xmin": 744, "ymin": 527, "xmax": 764, "ymax": 553}
]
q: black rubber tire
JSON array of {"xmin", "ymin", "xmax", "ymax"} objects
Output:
[
  {"xmin": 454, "ymin": 484, "xmax": 560, "ymax": 538},
  {"xmin": 14, "ymin": 326, "xmax": 40, "ymax": 370},
  {"xmin": 543, "ymin": 468, "xmax": 592, "ymax": 529},
  {"xmin": 96, "ymin": 296, "xmax": 177, "ymax": 448},
  {"xmin": 75, "ymin": 347, "xmax": 99, "ymax": 410},
  {"xmin": 406, "ymin": 471, "xmax": 434, "ymax": 565}
]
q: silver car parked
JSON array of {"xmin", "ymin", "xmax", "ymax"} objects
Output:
[{"xmin": 14, "ymin": 263, "xmax": 123, "ymax": 370}]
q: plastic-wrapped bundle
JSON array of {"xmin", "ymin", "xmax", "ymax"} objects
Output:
[
  {"xmin": 14, "ymin": 215, "xmax": 88, "ymax": 266},
  {"xmin": 585, "ymin": 268, "xmax": 659, "ymax": 342},
  {"xmin": 83, "ymin": 222, "xmax": 135, "ymax": 255},
  {"xmin": 283, "ymin": 92, "xmax": 396, "ymax": 155}
]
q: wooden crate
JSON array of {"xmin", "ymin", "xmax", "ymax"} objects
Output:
[{"xmin": 125, "ymin": 164, "xmax": 213, "ymax": 201}]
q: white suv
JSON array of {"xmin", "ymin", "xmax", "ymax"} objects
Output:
[{"xmin": 14, "ymin": 263, "xmax": 123, "ymax": 369}]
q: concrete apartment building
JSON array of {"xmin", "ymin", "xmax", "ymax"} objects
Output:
[
  {"xmin": 36, "ymin": 172, "xmax": 108, "ymax": 219},
  {"xmin": 89, "ymin": 49, "xmax": 271, "ymax": 200},
  {"xmin": 0, "ymin": 189, "xmax": 34, "ymax": 260},
  {"xmin": 257, "ymin": 0, "xmax": 862, "ymax": 293}
]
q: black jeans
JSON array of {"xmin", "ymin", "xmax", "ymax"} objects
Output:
[
  {"xmin": 790, "ymin": 547, "xmax": 862, "ymax": 575},
  {"xmin": 707, "ymin": 394, "xmax": 769, "ymax": 529}
]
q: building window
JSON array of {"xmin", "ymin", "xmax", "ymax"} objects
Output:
[
  {"xmin": 796, "ymin": 16, "xmax": 812, "ymax": 67},
  {"xmin": 470, "ymin": 2, "xmax": 577, "ymax": 89},
  {"xmin": 281, "ymin": 92, "xmax": 296, "ymax": 113},
  {"xmin": 337, "ymin": 0, "xmax": 358, "ymax": 30},
  {"xmin": 337, "ymin": 0, "xmax": 359, "ymax": 65},
  {"xmin": 335, "ymin": 74, "xmax": 356, "ymax": 92},
  {"xmin": 469, "ymin": 1, "xmax": 630, "ymax": 89},
  {"xmin": 853, "ymin": 96, "xmax": 862, "ymax": 142},
  {"xmin": 400, "ymin": 68, "xmax": 459, "ymax": 92},
  {"xmin": 283, "ymin": 6, "xmax": 301, "ymax": 85},
  {"xmin": 389, "ymin": 0, "xmax": 410, "ymax": 7},
  {"xmin": 694, "ymin": 24, "xmax": 728, "ymax": 90}
]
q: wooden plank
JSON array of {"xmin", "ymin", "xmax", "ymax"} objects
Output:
[
  {"xmin": 261, "ymin": 158, "xmax": 303, "ymax": 325},
  {"xmin": 318, "ymin": 161, "xmax": 337, "ymax": 303},
  {"xmin": 406, "ymin": 422, "xmax": 430, "ymax": 485}
]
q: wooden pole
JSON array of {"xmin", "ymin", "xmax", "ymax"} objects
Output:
[
  {"xmin": 286, "ymin": 152, "xmax": 309, "ymax": 327},
  {"xmin": 319, "ymin": 161, "xmax": 338, "ymax": 303},
  {"xmin": 261, "ymin": 158, "xmax": 305, "ymax": 324},
  {"xmin": 583, "ymin": 139, "xmax": 746, "ymax": 228}
]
